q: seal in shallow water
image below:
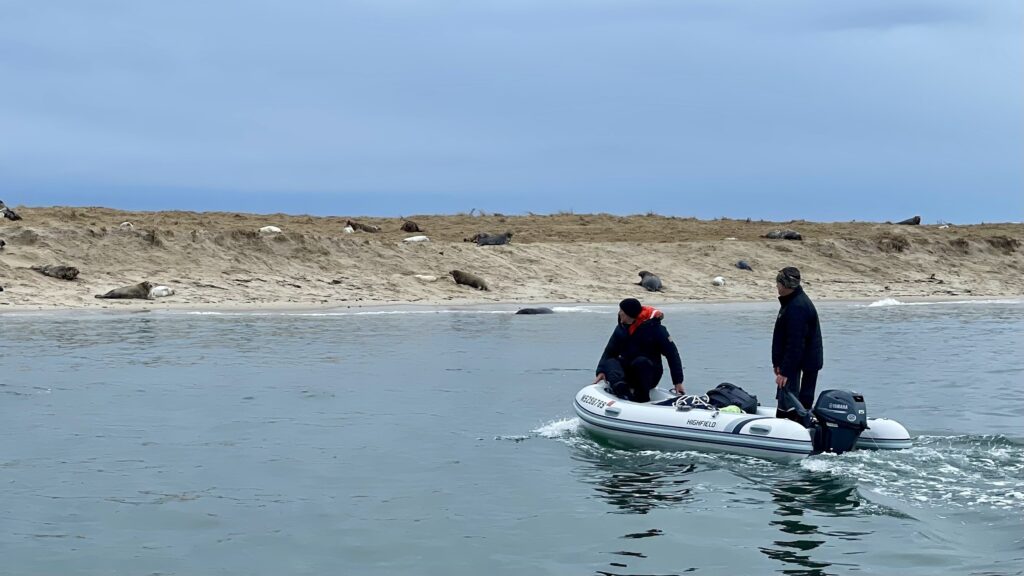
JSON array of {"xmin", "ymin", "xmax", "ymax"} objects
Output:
[
  {"xmin": 450, "ymin": 270, "xmax": 489, "ymax": 291},
  {"xmin": 515, "ymin": 307, "xmax": 554, "ymax": 314},
  {"xmin": 637, "ymin": 271, "xmax": 663, "ymax": 292},
  {"xmin": 95, "ymin": 281, "xmax": 154, "ymax": 299}
]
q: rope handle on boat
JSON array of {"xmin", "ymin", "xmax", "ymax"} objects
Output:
[{"xmin": 673, "ymin": 394, "xmax": 716, "ymax": 413}]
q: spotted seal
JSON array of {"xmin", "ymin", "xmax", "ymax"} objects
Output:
[
  {"xmin": 450, "ymin": 270, "xmax": 489, "ymax": 291},
  {"xmin": 95, "ymin": 281, "xmax": 154, "ymax": 299},
  {"xmin": 637, "ymin": 270, "xmax": 663, "ymax": 292},
  {"xmin": 346, "ymin": 220, "xmax": 381, "ymax": 233},
  {"xmin": 31, "ymin": 265, "xmax": 79, "ymax": 281}
]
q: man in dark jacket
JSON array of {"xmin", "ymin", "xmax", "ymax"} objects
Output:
[
  {"xmin": 594, "ymin": 298, "xmax": 685, "ymax": 402},
  {"xmin": 772, "ymin": 267, "xmax": 824, "ymax": 417}
]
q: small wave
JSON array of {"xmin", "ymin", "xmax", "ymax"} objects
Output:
[
  {"xmin": 532, "ymin": 417, "xmax": 580, "ymax": 438},
  {"xmin": 860, "ymin": 298, "xmax": 1022, "ymax": 308}
]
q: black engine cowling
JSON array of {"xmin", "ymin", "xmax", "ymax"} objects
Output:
[{"xmin": 812, "ymin": 390, "xmax": 868, "ymax": 454}]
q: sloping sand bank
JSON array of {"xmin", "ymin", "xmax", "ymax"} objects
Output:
[{"xmin": 0, "ymin": 207, "xmax": 1021, "ymax": 311}]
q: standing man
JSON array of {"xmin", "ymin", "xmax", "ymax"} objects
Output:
[
  {"xmin": 772, "ymin": 267, "xmax": 824, "ymax": 418},
  {"xmin": 594, "ymin": 298, "xmax": 685, "ymax": 403}
]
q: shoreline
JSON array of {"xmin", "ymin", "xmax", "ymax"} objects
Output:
[
  {"xmin": 2, "ymin": 293, "xmax": 1020, "ymax": 316},
  {"xmin": 1, "ymin": 207, "xmax": 1022, "ymax": 312}
]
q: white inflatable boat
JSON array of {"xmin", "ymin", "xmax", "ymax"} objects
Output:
[{"xmin": 573, "ymin": 384, "xmax": 912, "ymax": 461}]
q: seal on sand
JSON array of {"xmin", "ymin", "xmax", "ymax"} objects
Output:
[
  {"xmin": 31, "ymin": 265, "xmax": 80, "ymax": 281},
  {"xmin": 0, "ymin": 239, "xmax": 5, "ymax": 250},
  {"xmin": 0, "ymin": 201, "xmax": 22, "ymax": 221},
  {"xmin": 896, "ymin": 215, "xmax": 921, "ymax": 225},
  {"xmin": 401, "ymin": 220, "xmax": 422, "ymax": 233},
  {"xmin": 95, "ymin": 281, "xmax": 154, "ymax": 299},
  {"xmin": 149, "ymin": 285, "xmax": 175, "ymax": 298},
  {"xmin": 736, "ymin": 260, "xmax": 753, "ymax": 271},
  {"xmin": 637, "ymin": 271, "xmax": 663, "ymax": 292},
  {"xmin": 515, "ymin": 307, "xmax": 554, "ymax": 315},
  {"xmin": 450, "ymin": 270, "xmax": 489, "ymax": 291},
  {"xmin": 346, "ymin": 220, "xmax": 381, "ymax": 233},
  {"xmin": 476, "ymin": 232, "xmax": 513, "ymax": 246}
]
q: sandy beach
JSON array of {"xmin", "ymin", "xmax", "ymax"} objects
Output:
[{"xmin": 0, "ymin": 206, "xmax": 1021, "ymax": 311}]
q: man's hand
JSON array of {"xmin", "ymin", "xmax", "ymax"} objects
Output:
[
  {"xmin": 593, "ymin": 373, "xmax": 606, "ymax": 385},
  {"xmin": 775, "ymin": 374, "xmax": 788, "ymax": 388},
  {"xmin": 673, "ymin": 383, "xmax": 685, "ymax": 395}
]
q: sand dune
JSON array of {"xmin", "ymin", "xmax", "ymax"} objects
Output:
[{"xmin": 0, "ymin": 206, "xmax": 1021, "ymax": 311}]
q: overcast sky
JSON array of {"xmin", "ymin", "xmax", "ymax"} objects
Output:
[{"xmin": 1, "ymin": 1, "xmax": 1021, "ymax": 222}]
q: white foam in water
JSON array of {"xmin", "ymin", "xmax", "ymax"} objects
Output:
[
  {"xmin": 532, "ymin": 417, "xmax": 580, "ymax": 438},
  {"xmin": 800, "ymin": 437, "xmax": 1024, "ymax": 512},
  {"xmin": 860, "ymin": 298, "xmax": 1022, "ymax": 308}
]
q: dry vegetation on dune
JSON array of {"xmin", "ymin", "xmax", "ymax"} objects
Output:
[{"xmin": 0, "ymin": 206, "xmax": 1022, "ymax": 310}]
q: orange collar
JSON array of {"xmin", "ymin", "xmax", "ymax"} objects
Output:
[{"xmin": 628, "ymin": 306, "xmax": 663, "ymax": 335}]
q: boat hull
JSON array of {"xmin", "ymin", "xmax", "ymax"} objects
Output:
[{"xmin": 573, "ymin": 384, "xmax": 911, "ymax": 461}]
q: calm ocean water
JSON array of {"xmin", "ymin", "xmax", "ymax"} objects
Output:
[{"xmin": 2, "ymin": 299, "xmax": 1022, "ymax": 576}]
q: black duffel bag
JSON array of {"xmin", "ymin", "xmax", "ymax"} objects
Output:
[{"xmin": 706, "ymin": 382, "xmax": 759, "ymax": 414}]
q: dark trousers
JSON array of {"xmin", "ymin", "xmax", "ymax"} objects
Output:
[
  {"xmin": 604, "ymin": 357, "xmax": 661, "ymax": 403},
  {"xmin": 776, "ymin": 369, "xmax": 819, "ymax": 420}
]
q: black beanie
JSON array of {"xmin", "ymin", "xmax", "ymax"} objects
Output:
[{"xmin": 619, "ymin": 298, "xmax": 643, "ymax": 318}]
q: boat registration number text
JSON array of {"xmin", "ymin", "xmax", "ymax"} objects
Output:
[{"xmin": 580, "ymin": 394, "xmax": 607, "ymax": 409}]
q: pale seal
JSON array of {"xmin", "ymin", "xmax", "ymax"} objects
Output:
[
  {"xmin": 515, "ymin": 307, "xmax": 554, "ymax": 315},
  {"xmin": 637, "ymin": 271, "xmax": 663, "ymax": 292},
  {"xmin": 149, "ymin": 285, "xmax": 175, "ymax": 298},
  {"xmin": 712, "ymin": 276, "xmax": 726, "ymax": 286},
  {"xmin": 403, "ymin": 235, "xmax": 429, "ymax": 243},
  {"xmin": 95, "ymin": 281, "xmax": 154, "ymax": 300},
  {"xmin": 31, "ymin": 265, "xmax": 79, "ymax": 281},
  {"xmin": 258, "ymin": 225, "xmax": 282, "ymax": 235},
  {"xmin": 450, "ymin": 270, "xmax": 489, "ymax": 291},
  {"xmin": 119, "ymin": 221, "xmax": 135, "ymax": 231}
]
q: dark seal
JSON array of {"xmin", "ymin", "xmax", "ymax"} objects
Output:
[
  {"xmin": 736, "ymin": 260, "xmax": 753, "ymax": 271},
  {"xmin": 31, "ymin": 265, "xmax": 80, "ymax": 281},
  {"xmin": 637, "ymin": 270, "xmax": 663, "ymax": 292},
  {"xmin": 95, "ymin": 281, "xmax": 154, "ymax": 299},
  {"xmin": 450, "ymin": 270, "xmax": 489, "ymax": 291},
  {"xmin": 401, "ymin": 220, "xmax": 422, "ymax": 233},
  {"xmin": 896, "ymin": 215, "xmax": 921, "ymax": 225},
  {"xmin": 476, "ymin": 232, "xmax": 513, "ymax": 246},
  {"xmin": 764, "ymin": 229, "xmax": 802, "ymax": 241},
  {"xmin": 515, "ymin": 307, "xmax": 554, "ymax": 315}
]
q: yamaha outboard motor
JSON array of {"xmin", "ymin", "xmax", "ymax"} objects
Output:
[{"xmin": 812, "ymin": 390, "xmax": 868, "ymax": 454}]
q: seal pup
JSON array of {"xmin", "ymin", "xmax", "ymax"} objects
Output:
[
  {"xmin": 119, "ymin": 221, "xmax": 135, "ymax": 231},
  {"xmin": 258, "ymin": 225, "xmax": 282, "ymax": 235},
  {"xmin": 346, "ymin": 220, "xmax": 381, "ymax": 233},
  {"xmin": 401, "ymin": 220, "xmax": 422, "ymax": 233},
  {"xmin": 515, "ymin": 307, "xmax": 554, "ymax": 315},
  {"xmin": 342, "ymin": 225, "xmax": 355, "ymax": 234},
  {"xmin": 712, "ymin": 276, "xmax": 726, "ymax": 286},
  {"xmin": 450, "ymin": 270, "xmax": 489, "ymax": 291},
  {"xmin": 95, "ymin": 281, "xmax": 154, "ymax": 299},
  {"xmin": 476, "ymin": 232, "xmax": 513, "ymax": 246},
  {"xmin": 31, "ymin": 264, "xmax": 80, "ymax": 281},
  {"xmin": 403, "ymin": 235, "xmax": 429, "ymax": 243},
  {"xmin": 736, "ymin": 260, "xmax": 753, "ymax": 271},
  {"xmin": 637, "ymin": 271, "xmax": 663, "ymax": 292},
  {"xmin": 149, "ymin": 285, "xmax": 175, "ymax": 298}
]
